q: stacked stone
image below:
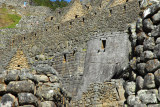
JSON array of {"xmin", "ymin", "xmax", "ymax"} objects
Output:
[
  {"xmin": 0, "ymin": 64, "xmax": 72, "ymax": 107},
  {"xmin": 128, "ymin": 2, "xmax": 160, "ymax": 107},
  {"xmin": 72, "ymin": 79, "xmax": 125, "ymax": 107}
]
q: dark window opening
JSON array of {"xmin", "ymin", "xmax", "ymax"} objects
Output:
[
  {"xmin": 51, "ymin": 17, "xmax": 53, "ymax": 20},
  {"xmin": 12, "ymin": 40, "xmax": 14, "ymax": 43},
  {"xmin": 35, "ymin": 33, "xmax": 37, "ymax": 36},
  {"xmin": 95, "ymin": 12, "xmax": 97, "ymax": 15},
  {"xmin": 46, "ymin": 29, "xmax": 47, "ymax": 31},
  {"xmin": 35, "ymin": 57, "xmax": 38, "ymax": 60},
  {"xmin": 98, "ymin": 50, "xmax": 100, "ymax": 53},
  {"xmin": 83, "ymin": 18, "xmax": 85, "ymax": 22},
  {"xmin": 139, "ymin": 1, "xmax": 141, "ymax": 7},
  {"xmin": 63, "ymin": 54, "xmax": 66, "ymax": 63},
  {"xmin": 101, "ymin": 40, "xmax": 106, "ymax": 49},
  {"xmin": 75, "ymin": 15, "xmax": 78, "ymax": 18},
  {"xmin": 17, "ymin": 65, "xmax": 20, "ymax": 67},
  {"xmin": 24, "ymin": 37, "xmax": 26, "ymax": 40},
  {"xmin": 124, "ymin": 5, "xmax": 126, "ymax": 10},
  {"xmin": 58, "ymin": 26, "xmax": 60, "ymax": 30},
  {"xmin": 100, "ymin": 4, "xmax": 101, "ymax": 8},
  {"xmin": 110, "ymin": 9, "xmax": 112, "ymax": 14},
  {"xmin": 126, "ymin": 0, "xmax": 128, "ymax": 2},
  {"xmin": 73, "ymin": 50, "xmax": 76, "ymax": 56},
  {"xmin": 59, "ymin": 11, "xmax": 61, "ymax": 14},
  {"xmin": 70, "ymin": 22, "xmax": 72, "ymax": 25}
]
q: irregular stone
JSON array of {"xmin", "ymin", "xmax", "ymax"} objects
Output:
[
  {"xmin": 152, "ymin": 11, "xmax": 160, "ymax": 24},
  {"xmin": 151, "ymin": 25, "xmax": 160, "ymax": 37},
  {"xmin": 0, "ymin": 74, "xmax": 6, "ymax": 83},
  {"xmin": 0, "ymin": 93, "xmax": 18, "ymax": 107},
  {"xmin": 134, "ymin": 104, "xmax": 147, "ymax": 107},
  {"xmin": 127, "ymin": 95, "xmax": 141, "ymax": 106},
  {"xmin": 0, "ymin": 84, "xmax": 6, "ymax": 93},
  {"xmin": 7, "ymin": 80, "xmax": 35, "ymax": 93},
  {"xmin": 143, "ymin": 18, "xmax": 154, "ymax": 32},
  {"xmin": 154, "ymin": 69, "xmax": 160, "ymax": 85},
  {"xmin": 49, "ymin": 75, "xmax": 60, "ymax": 83},
  {"xmin": 130, "ymin": 57, "xmax": 137, "ymax": 70},
  {"xmin": 154, "ymin": 44, "xmax": 160, "ymax": 58},
  {"xmin": 144, "ymin": 73, "xmax": 155, "ymax": 89},
  {"xmin": 5, "ymin": 73, "xmax": 19, "ymax": 83},
  {"xmin": 137, "ymin": 63, "xmax": 146, "ymax": 76},
  {"xmin": 34, "ymin": 75, "xmax": 49, "ymax": 82},
  {"xmin": 143, "ymin": 3, "xmax": 160, "ymax": 18},
  {"xmin": 137, "ymin": 32, "xmax": 146, "ymax": 44},
  {"xmin": 125, "ymin": 82, "xmax": 136, "ymax": 96},
  {"xmin": 39, "ymin": 101, "xmax": 56, "ymax": 107},
  {"xmin": 135, "ymin": 45, "xmax": 143, "ymax": 56},
  {"xmin": 129, "ymin": 71, "xmax": 137, "ymax": 81},
  {"xmin": 136, "ymin": 18, "xmax": 143, "ymax": 32},
  {"xmin": 136, "ymin": 76, "xmax": 144, "ymax": 90},
  {"xmin": 35, "ymin": 54, "xmax": 46, "ymax": 61},
  {"xmin": 143, "ymin": 37, "xmax": 155, "ymax": 51},
  {"xmin": 34, "ymin": 64, "xmax": 58, "ymax": 75},
  {"xmin": 19, "ymin": 72, "xmax": 37, "ymax": 83},
  {"xmin": 145, "ymin": 59, "xmax": 160, "ymax": 73},
  {"xmin": 36, "ymin": 83, "xmax": 61, "ymax": 100},
  {"xmin": 143, "ymin": 51, "xmax": 154, "ymax": 61},
  {"xmin": 156, "ymin": 37, "xmax": 160, "ymax": 44},
  {"xmin": 137, "ymin": 90, "xmax": 157, "ymax": 104},
  {"xmin": 148, "ymin": 104, "xmax": 160, "ymax": 107},
  {"xmin": 19, "ymin": 105, "xmax": 35, "ymax": 107},
  {"xmin": 18, "ymin": 93, "xmax": 38, "ymax": 106}
]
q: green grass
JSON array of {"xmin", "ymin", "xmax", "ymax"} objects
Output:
[{"xmin": 0, "ymin": 7, "xmax": 21, "ymax": 29}]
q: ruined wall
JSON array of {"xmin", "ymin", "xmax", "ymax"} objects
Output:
[
  {"xmin": 0, "ymin": 65, "xmax": 72, "ymax": 107},
  {"xmin": 76, "ymin": 32, "xmax": 131, "ymax": 99}
]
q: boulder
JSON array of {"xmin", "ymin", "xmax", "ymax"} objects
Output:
[
  {"xmin": 0, "ymin": 84, "xmax": 7, "ymax": 93},
  {"xmin": 135, "ymin": 45, "xmax": 143, "ymax": 56},
  {"xmin": 127, "ymin": 95, "xmax": 141, "ymax": 106},
  {"xmin": 125, "ymin": 82, "xmax": 136, "ymax": 96},
  {"xmin": 39, "ymin": 101, "xmax": 56, "ymax": 107},
  {"xmin": 148, "ymin": 104, "xmax": 160, "ymax": 107},
  {"xmin": 5, "ymin": 73, "xmax": 19, "ymax": 83},
  {"xmin": 19, "ymin": 71, "xmax": 37, "ymax": 83},
  {"xmin": 143, "ymin": 51, "xmax": 154, "ymax": 61},
  {"xmin": 136, "ymin": 18, "xmax": 143, "ymax": 32},
  {"xmin": 130, "ymin": 57, "xmax": 137, "ymax": 70},
  {"xmin": 137, "ymin": 63, "xmax": 146, "ymax": 76},
  {"xmin": 36, "ymin": 83, "xmax": 61, "ymax": 100},
  {"xmin": 137, "ymin": 32, "xmax": 146, "ymax": 44},
  {"xmin": 18, "ymin": 93, "xmax": 38, "ymax": 106},
  {"xmin": 154, "ymin": 69, "xmax": 160, "ymax": 85},
  {"xmin": 156, "ymin": 37, "xmax": 160, "ymax": 44},
  {"xmin": 34, "ymin": 75, "xmax": 49, "ymax": 82},
  {"xmin": 145, "ymin": 59, "xmax": 160, "ymax": 73},
  {"xmin": 0, "ymin": 93, "xmax": 18, "ymax": 107},
  {"xmin": 137, "ymin": 90, "xmax": 157, "ymax": 104},
  {"xmin": 7, "ymin": 80, "xmax": 35, "ymax": 94},
  {"xmin": 143, "ymin": 18, "xmax": 154, "ymax": 32},
  {"xmin": 136, "ymin": 76, "xmax": 144, "ymax": 90},
  {"xmin": 151, "ymin": 25, "xmax": 160, "ymax": 37},
  {"xmin": 34, "ymin": 64, "xmax": 58, "ymax": 75},
  {"xmin": 144, "ymin": 73, "xmax": 155, "ymax": 89},
  {"xmin": 152, "ymin": 11, "xmax": 160, "ymax": 24},
  {"xmin": 143, "ymin": 37, "xmax": 155, "ymax": 51}
]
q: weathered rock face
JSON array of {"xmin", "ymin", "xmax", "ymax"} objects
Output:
[{"xmin": 77, "ymin": 32, "xmax": 131, "ymax": 99}]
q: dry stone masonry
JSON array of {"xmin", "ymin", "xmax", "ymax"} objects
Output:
[{"xmin": 128, "ymin": 2, "xmax": 160, "ymax": 107}]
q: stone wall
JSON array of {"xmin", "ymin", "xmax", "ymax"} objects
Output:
[
  {"xmin": 0, "ymin": 65, "xmax": 72, "ymax": 107},
  {"xmin": 126, "ymin": 3, "xmax": 160, "ymax": 106}
]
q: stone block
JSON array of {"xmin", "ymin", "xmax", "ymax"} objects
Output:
[
  {"xmin": 34, "ymin": 75, "xmax": 49, "ymax": 82},
  {"xmin": 7, "ymin": 80, "xmax": 35, "ymax": 94},
  {"xmin": 18, "ymin": 93, "xmax": 38, "ymax": 106},
  {"xmin": 144, "ymin": 73, "xmax": 155, "ymax": 89},
  {"xmin": 39, "ymin": 101, "xmax": 56, "ymax": 107},
  {"xmin": 145, "ymin": 59, "xmax": 160, "ymax": 73}
]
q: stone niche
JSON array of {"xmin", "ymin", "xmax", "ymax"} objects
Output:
[{"xmin": 76, "ymin": 32, "xmax": 131, "ymax": 99}]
